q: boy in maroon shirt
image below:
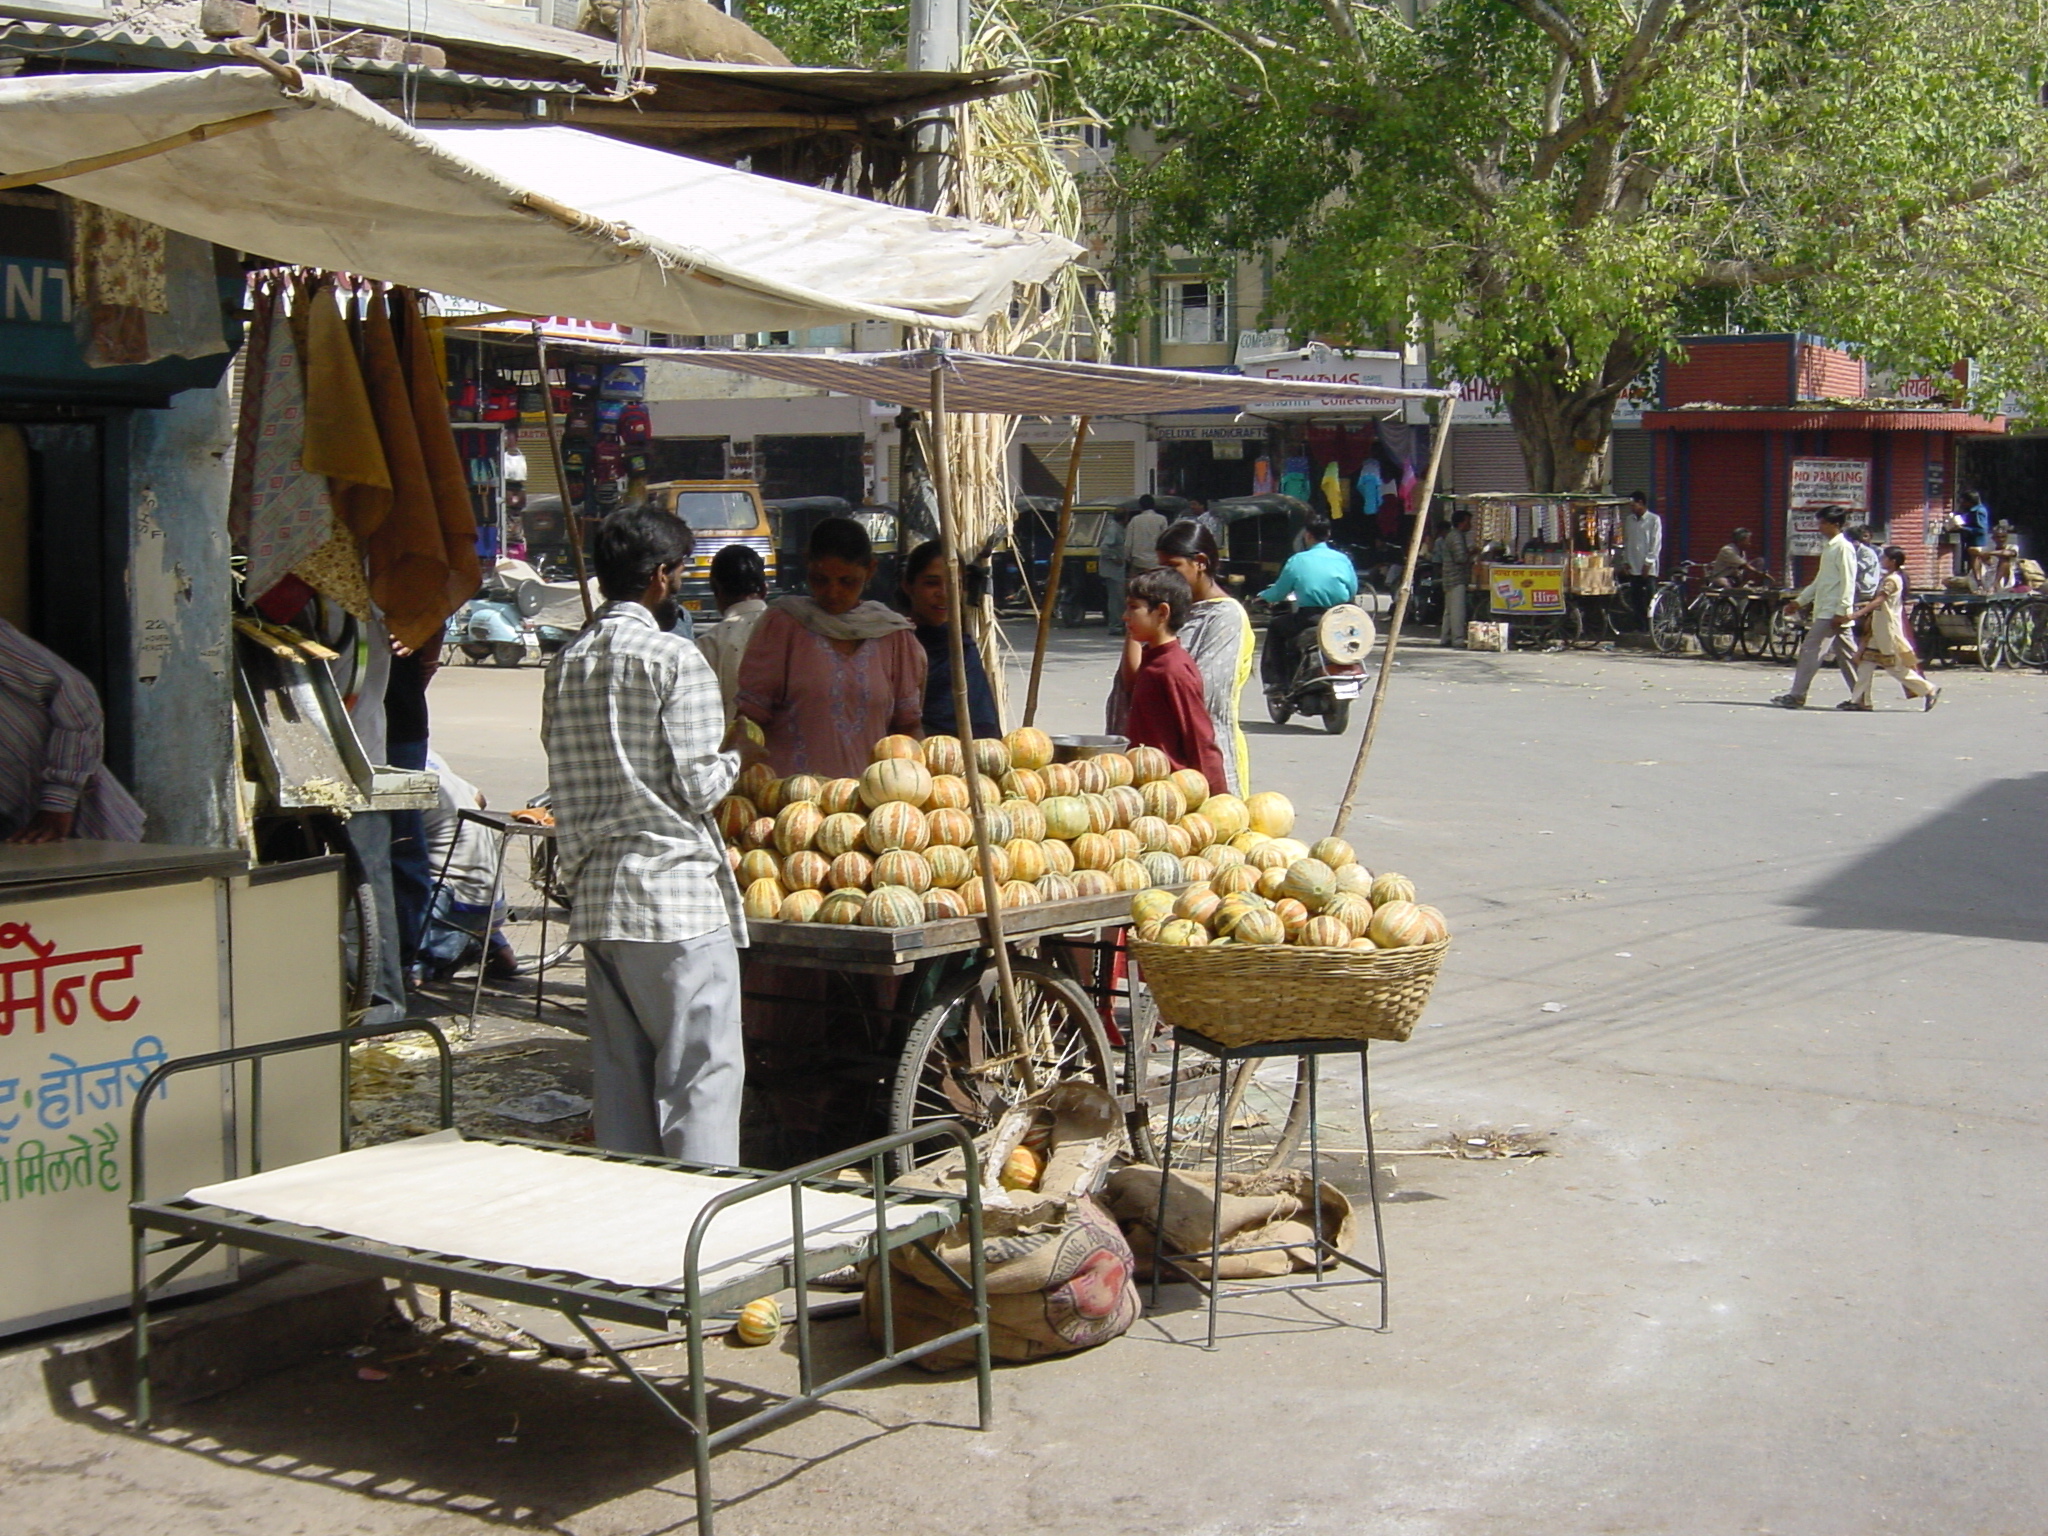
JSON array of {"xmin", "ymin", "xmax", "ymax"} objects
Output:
[{"xmin": 1118, "ymin": 568, "xmax": 1229, "ymax": 795}]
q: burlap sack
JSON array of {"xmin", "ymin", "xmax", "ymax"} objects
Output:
[{"xmin": 1102, "ymin": 1166, "xmax": 1356, "ymax": 1282}]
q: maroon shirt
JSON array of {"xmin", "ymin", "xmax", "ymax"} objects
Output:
[{"xmin": 1125, "ymin": 640, "xmax": 1227, "ymax": 796}]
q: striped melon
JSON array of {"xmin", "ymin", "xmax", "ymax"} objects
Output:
[
  {"xmin": 1037, "ymin": 871, "xmax": 1079, "ymax": 903},
  {"xmin": 1072, "ymin": 757, "xmax": 1109, "ymax": 795},
  {"xmin": 725, "ymin": 845, "xmax": 740, "ymax": 873},
  {"xmin": 1005, "ymin": 727, "xmax": 1054, "ymax": 771},
  {"xmin": 1370, "ymin": 872, "xmax": 1417, "ymax": 906},
  {"xmin": 1155, "ymin": 918, "xmax": 1210, "ymax": 946},
  {"xmin": 1256, "ymin": 865, "xmax": 1291, "ymax": 900},
  {"xmin": 1039, "ymin": 795, "xmax": 1089, "ymax": 841},
  {"xmin": 1212, "ymin": 894, "xmax": 1268, "ymax": 937},
  {"xmin": 1039, "ymin": 838, "xmax": 1075, "ymax": 875},
  {"xmin": 1367, "ymin": 900, "xmax": 1432, "ymax": 949},
  {"xmin": 1000, "ymin": 879, "xmax": 1042, "ymax": 908},
  {"xmin": 871, "ymin": 734, "xmax": 922, "ymax": 762},
  {"xmin": 1174, "ymin": 885, "xmax": 1221, "ymax": 927},
  {"xmin": 741, "ymin": 817, "xmax": 777, "ymax": 851},
  {"xmin": 1310, "ymin": 836, "xmax": 1356, "ymax": 870},
  {"xmin": 1135, "ymin": 918, "xmax": 1165, "ymax": 942},
  {"xmin": 1179, "ymin": 812, "xmax": 1216, "ymax": 851},
  {"xmin": 966, "ymin": 772, "xmax": 1004, "ymax": 809},
  {"xmin": 828, "ymin": 850, "xmax": 875, "ymax": 891},
  {"xmin": 1139, "ymin": 850, "xmax": 1185, "ymax": 888},
  {"xmin": 1414, "ymin": 903, "xmax": 1450, "ymax": 942},
  {"xmin": 1139, "ymin": 779, "xmax": 1188, "ymax": 824},
  {"xmin": 782, "ymin": 850, "xmax": 832, "ymax": 892},
  {"xmin": 743, "ymin": 877, "xmax": 786, "ymax": 920},
  {"xmin": 1322, "ymin": 892, "xmax": 1375, "ymax": 938},
  {"xmin": 862, "ymin": 885, "xmax": 925, "ymax": 928},
  {"xmin": 1002, "ymin": 799, "xmax": 1047, "ymax": 843},
  {"xmin": 874, "ymin": 848, "xmax": 933, "ymax": 893},
  {"xmin": 1072, "ymin": 831, "xmax": 1116, "ymax": 872},
  {"xmin": 860, "ymin": 758, "xmax": 934, "ymax": 810},
  {"xmin": 1001, "ymin": 767, "xmax": 1047, "ymax": 803},
  {"xmin": 926, "ymin": 774, "xmax": 972, "ymax": 811},
  {"xmin": 1080, "ymin": 793, "xmax": 1116, "ymax": 836},
  {"xmin": 1106, "ymin": 858, "xmax": 1151, "ymax": 892},
  {"xmin": 1199, "ymin": 794, "xmax": 1250, "ymax": 841},
  {"xmin": 923, "ymin": 887, "xmax": 968, "ymax": 921},
  {"xmin": 1168, "ymin": 768, "xmax": 1211, "ymax": 811},
  {"xmin": 1182, "ymin": 855, "xmax": 1216, "ymax": 884},
  {"xmin": 1164, "ymin": 824, "xmax": 1193, "ymax": 858},
  {"xmin": 926, "ymin": 807, "xmax": 975, "ymax": 848},
  {"xmin": 737, "ymin": 849, "xmax": 782, "ymax": 887},
  {"xmin": 1040, "ymin": 761, "xmax": 1080, "ymax": 798},
  {"xmin": 1279, "ymin": 858, "xmax": 1337, "ymax": 912},
  {"xmin": 1004, "ymin": 838, "xmax": 1048, "ymax": 884},
  {"xmin": 958, "ymin": 878, "xmax": 989, "ymax": 915},
  {"xmin": 1246, "ymin": 840, "xmax": 1293, "ymax": 872},
  {"xmin": 754, "ymin": 777, "xmax": 791, "ymax": 816},
  {"xmin": 1200, "ymin": 842, "xmax": 1246, "ymax": 871},
  {"xmin": 925, "ymin": 843, "xmax": 976, "ymax": 889},
  {"xmin": 1267, "ymin": 838, "xmax": 1312, "ymax": 864},
  {"xmin": 1228, "ymin": 829, "xmax": 1269, "ymax": 855},
  {"xmin": 1106, "ymin": 827, "xmax": 1143, "ymax": 862},
  {"xmin": 1297, "ymin": 915, "xmax": 1353, "ymax": 949},
  {"xmin": 982, "ymin": 843, "xmax": 1013, "ymax": 884},
  {"xmin": 781, "ymin": 774, "xmax": 825, "ymax": 806},
  {"xmin": 736, "ymin": 762, "xmax": 777, "ymax": 806},
  {"xmin": 1272, "ymin": 897, "xmax": 1311, "ymax": 936},
  {"xmin": 817, "ymin": 777, "xmax": 864, "ymax": 815},
  {"xmin": 1070, "ymin": 869, "xmax": 1116, "ymax": 897},
  {"xmin": 715, "ymin": 795, "xmax": 757, "ymax": 843},
  {"xmin": 1213, "ymin": 863, "xmax": 1262, "ymax": 897},
  {"xmin": 1094, "ymin": 751, "xmax": 1135, "ymax": 788},
  {"xmin": 1245, "ymin": 791, "xmax": 1295, "ymax": 838},
  {"xmin": 1128, "ymin": 745, "xmax": 1173, "ymax": 784},
  {"xmin": 1132, "ymin": 887, "xmax": 1177, "ymax": 926},
  {"xmin": 1232, "ymin": 908, "xmax": 1288, "ymax": 946},
  {"xmin": 1105, "ymin": 784, "xmax": 1145, "ymax": 828},
  {"xmin": 817, "ymin": 888, "xmax": 867, "ymax": 924},
  {"xmin": 980, "ymin": 806, "xmax": 1014, "ymax": 846},
  {"xmin": 815, "ymin": 812, "xmax": 867, "ymax": 859},
  {"xmin": 921, "ymin": 734, "xmax": 965, "ymax": 776},
  {"xmin": 773, "ymin": 800, "xmax": 823, "ymax": 856},
  {"xmin": 971, "ymin": 736, "xmax": 1011, "ymax": 778},
  {"xmin": 1130, "ymin": 814, "xmax": 1174, "ymax": 853},
  {"xmin": 1333, "ymin": 863, "xmax": 1375, "ymax": 897},
  {"xmin": 778, "ymin": 888, "xmax": 825, "ymax": 923},
  {"xmin": 863, "ymin": 800, "xmax": 930, "ymax": 855}
]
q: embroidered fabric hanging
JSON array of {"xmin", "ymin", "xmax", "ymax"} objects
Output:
[{"xmin": 232, "ymin": 276, "xmax": 334, "ymax": 601}]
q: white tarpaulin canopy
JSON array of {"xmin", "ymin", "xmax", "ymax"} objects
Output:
[
  {"xmin": 662, "ymin": 347, "xmax": 1453, "ymax": 414},
  {"xmin": 0, "ymin": 67, "xmax": 1081, "ymax": 335}
]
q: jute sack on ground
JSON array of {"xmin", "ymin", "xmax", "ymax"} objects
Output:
[
  {"xmin": 862, "ymin": 1081, "xmax": 1140, "ymax": 1369},
  {"xmin": 1102, "ymin": 1166, "xmax": 1355, "ymax": 1282}
]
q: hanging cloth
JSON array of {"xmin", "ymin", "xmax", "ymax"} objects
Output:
[
  {"xmin": 301, "ymin": 278, "xmax": 392, "ymax": 540},
  {"xmin": 360, "ymin": 287, "xmax": 454, "ymax": 649},
  {"xmin": 236, "ymin": 279, "xmax": 335, "ymax": 600},
  {"xmin": 394, "ymin": 289, "xmax": 482, "ymax": 622}
]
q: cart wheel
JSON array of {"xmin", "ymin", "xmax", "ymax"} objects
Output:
[
  {"xmin": 1975, "ymin": 606, "xmax": 2006, "ymax": 671},
  {"xmin": 1056, "ymin": 587, "xmax": 1086, "ymax": 628},
  {"xmin": 491, "ymin": 641, "xmax": 525, "ymax": 668},
  {"xmin": 1738, "ymin": 595, "xmax": 1772, "ymax": 659},
  {"xmin": 1698, "ymin": 595, "xmax": 1740, "ymax": 660},
  {"xmin": 1910, "ymin": 603, "xmax": 1944, "ymax": 665},
  {"xmin": 460, "ymin": 642, "xmax": 493, "ymax": 663},
  {"xmin": 1767, "ymin": 609, "xmax": 1805, "ymax": 663},
  {"xmin": 2015, "ymin": 600, "xmax": 2048, "ymax": 668},
  {"xmin": 888, "ymin": 955, "xmax": 1115, "ymax": 1171},
  {"xmin": 1265, "ymin": 689, "xmax": 1294, "ymax": 726},
  {"xmin": 1323, "ymin": 698, "xmax": 1351, "ymax": 734},
  {"xmin": 1140, "ymin": 1057, "xmax": 1313, "ymax": 1175},
  {"xmin": 1646, "ymin": 585, "xmax": 1686, "ymax": 653}
]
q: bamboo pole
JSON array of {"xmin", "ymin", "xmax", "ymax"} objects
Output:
[
  {"xmin": 531, "ymin": 325, "xmax": 597, "ymax": 625},
  {"xmin": 1329, "ymin": 395, "xmax": 1458, "ymax": 839},
  {"xmin": 1021, "ymin": 415, "xmax": 1091, "ymax": 727},
  {"xmin": 0, "ymin": 110, "xmax": 277, "ymax": 193},
  {"xmin": 929, "ymin": 354, "xmax": 1034, "ymax": 1092}
]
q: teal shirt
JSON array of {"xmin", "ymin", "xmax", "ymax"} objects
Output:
[{"xmin": 1258, "ymin": 542, "xmax": 1358, "ymax": 607}]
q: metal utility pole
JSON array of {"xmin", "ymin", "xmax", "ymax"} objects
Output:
[{"xmin": 907, "ymin": 0, "xmax": 968, "ymax": 213}]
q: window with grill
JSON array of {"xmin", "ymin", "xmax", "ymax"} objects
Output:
[{"xmin": 1160, "ymin": 279, "xmax": 1228, "ymax": 346}]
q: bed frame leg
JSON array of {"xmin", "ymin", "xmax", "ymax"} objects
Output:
[{"xmin": 130, "ymin": 1223, "xmax": 153, "ymax": 1431}]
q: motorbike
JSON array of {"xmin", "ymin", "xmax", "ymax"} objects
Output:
[
  {"xmin": 445, "ymin": 559, "xmax": 597, "ymax": 667},
  {"xmin": 1261, "ymin": 601, "xmax": 1376, "ymax": 734}
]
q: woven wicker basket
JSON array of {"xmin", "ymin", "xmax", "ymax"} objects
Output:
[{"xmin": 1130, "ymin": 937, "xmax": 1450, "ymax": 1047}]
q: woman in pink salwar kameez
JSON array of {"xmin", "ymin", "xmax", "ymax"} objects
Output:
[{"xmin": 736, "ymin": 517, "xmax": 925, "ymax": 779}]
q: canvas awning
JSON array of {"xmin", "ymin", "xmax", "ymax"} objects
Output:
[
  {"xmin": 0, "ymin": 67, "xmax": 1079, "ymax": 335},
  {"xmin": 662, "ymin": 348, "xmax": 1452, "ymax": 414}
]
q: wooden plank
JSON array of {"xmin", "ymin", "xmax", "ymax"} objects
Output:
[{"xmin": 743, "ymin": 890, "xmax": 1135, "ymax": 971}]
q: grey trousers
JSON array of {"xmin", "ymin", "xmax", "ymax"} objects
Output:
[
  {"xmin": 582, "ymin": 931, "xmax": 744, "ymax": 1165},
  {"xmin": 1441, "ymin": 583, "xmax": 1469, "ymax": 645},
  {"xmin": 1788, "ymin": 617, "xmax": 1857, "ymax": 701}
]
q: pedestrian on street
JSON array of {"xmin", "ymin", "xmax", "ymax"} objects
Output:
[
  {"xmin": 1621, "ymin": 490, "xmax": 1663, "ymax": 632},
  {"xmin": 1437, "ymin": 509, "xmax": 1477, "ymax": 648},
  {"xmin": 1098, "ymin": 509, "xmax": 1128, "ymax": 630},
  {"xmin": 1125, "ymin": 496, "xmax": 1169, "ymax": 577},
  {"xmin": 542, "ymin": 506, "xmax": 760, "ymax": 1165},
  {"xmin": 1772, "ymin": 505, "xmax": 1859, "ymax": 709},
  {"xmin": 1842, "ymin": 546, "xmax": 1940, "ymax": 712}
]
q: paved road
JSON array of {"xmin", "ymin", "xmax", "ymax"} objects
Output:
[{"xmin": 8, "ymin": 629, "xmax": 2045, "ymax": 1536}]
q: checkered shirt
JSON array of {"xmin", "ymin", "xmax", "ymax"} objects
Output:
[{"xmin": 541, "ymin": 602, "xmax": 746, "ymax": 945}]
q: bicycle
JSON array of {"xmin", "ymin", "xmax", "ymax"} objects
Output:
[{"xmin": 1648, "ymin": 563, "xmax": 1749, "ymax": 659}]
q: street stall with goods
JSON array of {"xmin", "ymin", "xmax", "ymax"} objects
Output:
[{"xmin": 1457, "ymin": 491, "xmax": 1634, "ymax": 647}]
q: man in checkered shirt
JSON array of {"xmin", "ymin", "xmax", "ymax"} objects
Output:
[{"xmin": 543, "ymin": 507, "xmax": 763, "ymax": 1164}]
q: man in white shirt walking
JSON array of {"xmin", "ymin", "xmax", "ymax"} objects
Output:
[
  {"xmin": 1773, "ymin": 506, "xmax": 1859, "ymax": 709},
  {"xmin": 1621, "ymin": 490, "xmax": 1663, "ymax": 631}
]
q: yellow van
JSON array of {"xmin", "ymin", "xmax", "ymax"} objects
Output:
[{"xmin": 646, "ymin": 480, "xmax": 775, "ymax": 615}]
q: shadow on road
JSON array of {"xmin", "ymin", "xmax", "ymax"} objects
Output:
[{"xmin": 1789, "ymin": 772, "xmax": 2048, "ymax": 944}]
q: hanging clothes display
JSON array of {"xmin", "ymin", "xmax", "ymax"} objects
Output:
[
  {"xmin": 393, "ymin": 289, "xmax": 482, "ymax": 624},
  {"xmin": 359, "ymin": 289, "xmax": 457, "ymax": 649},
  {"xmin": 232, "ymin": 277, "xmax": 334, "ymax": 600}
]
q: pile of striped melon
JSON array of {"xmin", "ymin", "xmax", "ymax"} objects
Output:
[
  {"xmin": 1129, "ymin": 840, "xmax": 1449, "ymax": 951},
  {"xmin": 716, "ymin": 727, "xmax": 1307, "ymax": 929}
]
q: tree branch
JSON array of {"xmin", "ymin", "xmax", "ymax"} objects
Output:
[
  {"xmin": 1503, "ymin": 0, "xmax": 1586, "ymax": 61},
  {"xmin": 1317, "ymin": 0, "xmax": 1370, "ymax": 70}
]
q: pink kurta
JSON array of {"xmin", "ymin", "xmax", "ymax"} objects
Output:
[{"xmin": 735, "ymin": 607, "xmax": 926, "ymax": 778}]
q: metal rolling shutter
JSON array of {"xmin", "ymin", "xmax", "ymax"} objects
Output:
[
  {"xmin": 1450, "ymin": 426, "xmax": 1528, "ymax": 493},
  {"xmin": 1608, "ymin": 429, "xmax": 1653, "ymax": 499},
  {"xmin": 1020, "ymin": 439, "xmax": 1138, "ymax": 502}
]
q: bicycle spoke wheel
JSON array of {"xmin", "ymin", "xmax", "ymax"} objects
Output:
[
  {"xmin": 1767, "ymin": 609, "xmax": 1805, "ymax": 663},
  {"xmin": 1739, "ymin": 596, "xmax": 1773, "ymax": 658},
  {"xmin": 890, "ymin": 956, "xmax": 1114, "ymax": 1170},
  {"xmin": 2018, "ymin": 600, "xmax": 2048, "ymax": 668},
  {"xmin": 1143, "ymin": 1056, "xmax": 1312, "ymax": 1175},
  {"xmin": 1975, "ymin": 606, "xmax": 2007, "ymax": 670},
  {"xmin": 1698, "ymin": 595, "xmax": 1741, "ymax": 660},
  {"xmin": 1647, "ymin": 585, "xmax": 1686, "ymax": 653}
]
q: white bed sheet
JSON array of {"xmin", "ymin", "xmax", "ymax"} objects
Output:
[{"xmin": 184, "ymin": 1132, "xmax": 950, "ymax": 1293}]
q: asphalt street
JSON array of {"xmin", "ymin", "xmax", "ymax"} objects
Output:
[{"xmin": 6, "ymin": 624, "xmax": 2045, "ymax": 1536}]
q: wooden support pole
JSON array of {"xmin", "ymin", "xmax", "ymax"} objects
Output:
[
  {"xmin": 929, "ymin": 356, "xmax": 1034, "ymax": 1092},
  {"xmin": 1022, "ymin": 415, "xmax": 1091, "ymax": 727},
  {"xmin": 531, "ymin": 325, "xmax": 597, "ymax": 625},
  {"xmin": 0, "ymin": 110, "xmax": 277, "ymax": 193},
  {"xmin": 1329, "ymin": 396, "xmax": 1458, "ymax": 839}
]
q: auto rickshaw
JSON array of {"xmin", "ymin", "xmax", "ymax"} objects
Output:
[
  {"xmin": 770, "ymin": 496, "xmax": 902, "ymax": 602},
  {"xmin": 1211, "ymin": 493, "xmax": 1318, "ymax": 604}
]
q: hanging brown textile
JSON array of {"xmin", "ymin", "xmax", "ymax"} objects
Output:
[
  {"xmin": 359, "ymin": 287, "xmax": 453, "ymax": 649},
  {"xmin": 301, "ymin": 277, "xmax": 391, "ymax": 541},
  {"xmin": 394, "ymin": 288, "xmax": 481, "ymax": 621}
]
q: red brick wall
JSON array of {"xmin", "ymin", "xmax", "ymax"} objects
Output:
[
  {"xmin": 1663, "ymin": 338, "xmax": 1794, "ymax": 407},
  {"xmin": 1882, "ymin": 434, "xmax": 1949, "ymax": 589},
  {"xmin": 1796, "ymin": 343, "xmax": 1867, "ymax": 401}
]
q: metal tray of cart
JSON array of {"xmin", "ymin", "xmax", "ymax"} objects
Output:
[
  {"xmin": 744, "ymin": 889, "xmax": 1141, "ymax": 975},
  {"xmin": 1911, "ymin": 589, "xmax": 2047, "ymax": 670}
]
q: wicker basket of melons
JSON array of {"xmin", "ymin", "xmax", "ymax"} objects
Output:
[{"xmin": 1125, "ymin": 805, "xmax": 1450, "ymax": 1046}]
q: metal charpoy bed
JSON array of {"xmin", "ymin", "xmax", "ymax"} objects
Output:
[{"xmin": 127, "ymin": 1023, "xmax": 991, "ymax": 1535}]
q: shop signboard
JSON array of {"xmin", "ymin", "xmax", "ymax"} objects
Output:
[
  {"xmin": 1244, "ymin": 348, "xmax": 1405, "ymax": 412},
  {"xmin": 0, "ymin": 879, "xmax": 230, "ymax": 1335},
  {"xmin": 430, "ymin": 292, "xmax": 648, "ymax": 347},
  {"xmin": 1485, "ymin": 563, "xmax": 1567, "ymax": 614},
  {"xmin": 1788, "ymin": 457, "xmax": 1870, "ymax": 555}
]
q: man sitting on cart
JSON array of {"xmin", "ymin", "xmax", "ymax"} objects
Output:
[
  {"xmin": 1255, "ymin": 516, "xmax": 1359, "ymax": 693},
  {"xmin": 1708, "ymin": 528, "xmax": 1772, "ymax": 590}
]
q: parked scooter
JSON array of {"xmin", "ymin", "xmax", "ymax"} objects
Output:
[
  {"xmin": 1261, "ymin": 602, "xmax": 1376, "ymax": 734},
  {"xmin": 444, "ymin": 560, "xmax": 597, "ymax": 667}
]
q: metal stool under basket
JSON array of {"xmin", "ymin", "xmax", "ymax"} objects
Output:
[
  {"xmin": 420, "ymin": 808, "xmax": 568, "ymax": 1033},
  {"xmin": 1147, "ymin": 1027, "xmax": 1387, "ymax": 1347}
]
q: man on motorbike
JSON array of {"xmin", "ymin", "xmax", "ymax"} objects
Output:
[{"xmin": 1256, "ymin": 516, "xmax": 1359, "ymax": 693}]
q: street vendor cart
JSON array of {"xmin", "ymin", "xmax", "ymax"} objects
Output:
[{"xmin": 1458, "ymin": 492, "xmax": 1632, "ymax": 646}]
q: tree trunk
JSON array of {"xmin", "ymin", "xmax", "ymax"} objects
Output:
[{"xmin": 1504, "ymin": 374, "xmax": 1620, "ymax": 494}]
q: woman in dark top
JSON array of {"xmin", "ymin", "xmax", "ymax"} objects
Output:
[{"xmin": 900, "ymin": 540, "xmax": 1001, "ymax": 739}]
